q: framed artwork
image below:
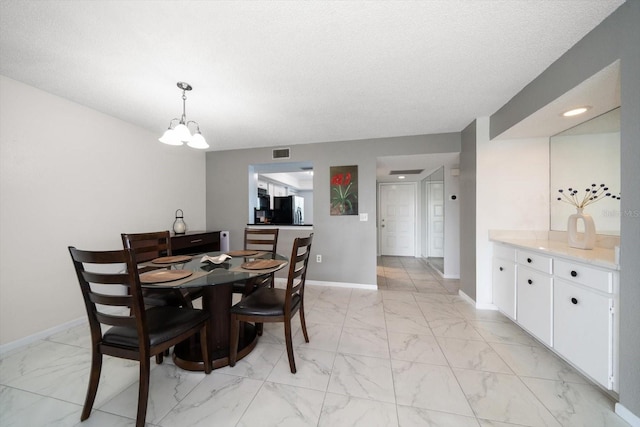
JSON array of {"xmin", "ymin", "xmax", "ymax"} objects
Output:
[{"xmin": 330, "ymin": 165, "xmax": 358, "ymax": 215}]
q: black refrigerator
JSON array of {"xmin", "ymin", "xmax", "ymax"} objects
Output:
[{"xmin": 273, "ymin": 196, "xmax": 304, "ymax": 224}]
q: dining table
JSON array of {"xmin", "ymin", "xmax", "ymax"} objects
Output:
[{"xmin": 139, "ymin": 250, "xmax": 288, "ymax": 372}]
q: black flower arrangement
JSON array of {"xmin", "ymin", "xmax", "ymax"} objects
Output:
[{"xmin": 557, "ymin": 183, "xmax": 621, "ymax": 209}]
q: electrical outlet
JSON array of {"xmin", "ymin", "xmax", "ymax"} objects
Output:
[{"xmin": 316, "ymin": 254, "xmax": 322, "ymax": 263}]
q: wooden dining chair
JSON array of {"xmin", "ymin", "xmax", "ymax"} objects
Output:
[
  {"xmin": 232, "ymin": 227, "xmax": 280, "ymax": 296},
  {"xmin": 121, "ymin": 231, "xmax": 201, "ymax": 308},
  {"xmin": 229, "ymin": 233, "xmax": 313, "ymax": 373},
  {"xmin": 68, "ymin": 246, "xmax": 211, "ymax": 427}
]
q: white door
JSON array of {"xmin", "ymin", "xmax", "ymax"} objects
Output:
[
  {"xmin": 428, "ymin": 182, "xmax": 444, "ymax": 257},
  {"xmin": 379, "ymin": 183, "xmax": 416, "ymax": 256}
]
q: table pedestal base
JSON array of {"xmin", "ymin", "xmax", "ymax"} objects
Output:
[{"xmin": 172, "ymin": 322, "xmax": 259, "ymax": 371}]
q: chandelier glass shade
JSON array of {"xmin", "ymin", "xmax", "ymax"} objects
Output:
[{"xmin": 159, "ymin": 82, "xmax": 209, "ymax": 149}]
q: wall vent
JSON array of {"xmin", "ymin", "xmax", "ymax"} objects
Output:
[
  {"xmin": 272, "ymin": 148, "xmax": 290, "ymax": 159},
  {"xmin": 389, "ymin": 169, "xmax": 424, "ymax": 175}
]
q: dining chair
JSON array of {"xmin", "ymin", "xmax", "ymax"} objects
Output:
[
  {"xmin": 121, "ymin": 231, "xmax": 202, "ymax": 308},
  {"xmin": 68, "ymin": 246, "xmax": 211, "ymax": 427},
  {"xmin": 232, "ymin": 227, "xmax": 280, "ymax": 296},
  {"xmin": 229, "ymin": 233, "xmax": 313, "ymax": 373}
]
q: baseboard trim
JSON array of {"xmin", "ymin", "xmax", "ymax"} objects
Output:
[
  {"xmin": 275, "ymin": 278, "xmax": 377, "ymax": 290},
  {"xmin": 457, "ymin": 290, "xmax": 497, "ymax": 311},
  {"xmin": 0, "ymin": 316, "xmax": 86, "ymax": 356},
  {"xmin": 304, "ymin": 280, "xmax": 378, "ymax": 290},
  {"xmin": 615, "ymin": 403, "xmax": 640, "ymax": 427}
]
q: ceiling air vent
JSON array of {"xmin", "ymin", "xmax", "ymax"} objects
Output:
[
  {"xmin": 389, "ymin": 169, "xmax": 424, "ymax": 175},
  {"xmin": 272, "ymin": 148, "xmax": 290, "ymax": 159}
]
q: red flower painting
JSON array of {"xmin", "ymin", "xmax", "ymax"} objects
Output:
[{"xmin": 330, "ymin": 166, "xmax": 358, "ymax": 215}]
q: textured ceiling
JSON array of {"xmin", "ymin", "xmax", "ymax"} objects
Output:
[{"xmin": 0, "ymin": 0, "xmax": 624, "ymax": 152}]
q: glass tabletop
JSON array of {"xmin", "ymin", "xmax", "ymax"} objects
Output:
[{"xmin": 139, "ymin": 251, "xmax": 287, "ymax": 289}]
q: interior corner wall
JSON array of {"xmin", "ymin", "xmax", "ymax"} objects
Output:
[
  {"xmin": 489, "ymin": 0, "xmax": 640, "ymax": 418},
  {"xmin": 459, "ymin": 120, "xmax": 477, "ymax": 300},
  {"xmin": 205, "ymin": 133, "xmax": 461, "ymax": 286},
  {"xmin": 443, "ymin": 163, "xmax": 460, "ymax": 279},
  {"xmin": 475, "ymin": 117, "xmax": 550, "ymax": 307},
  {"xmin": 0, "ymin": 76, "xmax": 207, "ymax": 346}
]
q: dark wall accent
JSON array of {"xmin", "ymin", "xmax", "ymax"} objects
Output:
[{"xmin": 459, "ymin": 120, "xmax": 477, "ymax": 301}]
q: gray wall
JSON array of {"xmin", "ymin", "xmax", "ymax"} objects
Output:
[
  {"xmin": 490, "ymin": 1, "xmax": 640, "ymax": 418},
  {"xmin": 206, "ymin": 133, "xmax": 460, "ymax": 285},
  {"xmin": 459, "ymin": 121, "xmax": 477, "ymax": 300}
]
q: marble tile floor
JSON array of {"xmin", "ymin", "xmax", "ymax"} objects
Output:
[{"xmin": 0, "ymin": 256, "xmax": 629, "ymax": 427}]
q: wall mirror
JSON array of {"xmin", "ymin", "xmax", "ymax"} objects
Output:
[{"xmin": 550, "ymin": 107, "xmax": 620, "ymax": 235}]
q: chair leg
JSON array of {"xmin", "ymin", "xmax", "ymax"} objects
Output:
[
  {"xmin": 284, "ymin": 319, "xmax": 296, "ymax": 374},
  {"xmin": 81, "ymin": 348, "xmax": 103, "ymax": 421},
  {"xmin": 256, "ymin": 322, "xmax": 264, "ymax": 336},
  {"xmin": 200, "ymin": 324, "xmax": 212, "ymax": 374},
  {"xmin": 229, "ymin": 316, "xmax": 240, "ymax": 367},
  {"xmin": 136, "ymin": 358, "xmax": 151, "ymax": 427},
  {"xmin": 156, "ymin": 353, "xmax": 164, "ymax": 364},
  {"xmin": 299, "ymin": 302, "xmax": 309, "ymax": 343}
]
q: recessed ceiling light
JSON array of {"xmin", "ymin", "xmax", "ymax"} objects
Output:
[
  {"xmin": 562, "ymin": 106, "xmax": 591, "ymax": 117},
  {"xmin": 398, "ymin": 176, "xmax": 406, "ymax": 180}
]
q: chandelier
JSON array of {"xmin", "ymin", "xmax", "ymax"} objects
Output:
[{"xmin": 159, "ymin": 82, "xmax": 209, "ymax": 149}]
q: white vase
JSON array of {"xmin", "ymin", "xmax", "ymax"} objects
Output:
[{"xmin": 567, "ymin": 208, "xmax": 596, "ymax": 250}]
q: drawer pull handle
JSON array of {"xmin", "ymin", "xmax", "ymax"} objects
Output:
[
  {"xmin": 190, "ymin": 239, "xmax": 203, "ymax": 244},
  {"xmin": 571, "ymin": 297, "xmax": 578, "ymax": 305},
  {"xmin": 499, "ymin": 267, "xmax": 504, "ymax": 271},
  {"xmin": 570, "ymin": 270, "xmax": 578, "ymax": 277},
  {"xmin": 527, "ymin": 279, "xmax": 533, "ymax": 285},
  {"xmin": 527, "ymin": 258, "xmax": 532, "ymax": 263}
]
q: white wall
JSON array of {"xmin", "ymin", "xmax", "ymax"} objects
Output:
[
  {"xmin": 0, "ymin": 76, "xmax": 207, "ymax": 346},
  {"xmin": 475, "ymin": 117, "xmax": 550, "ymax": 307}
]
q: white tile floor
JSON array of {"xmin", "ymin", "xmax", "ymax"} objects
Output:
[{"xmin": 0, "ymin": 256, "xmax": 630, "ymax": 426}]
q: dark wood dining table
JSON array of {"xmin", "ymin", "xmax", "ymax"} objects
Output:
[{"xmin": 140, "ymin": 251, "xmax": 288, "ymax": 372}]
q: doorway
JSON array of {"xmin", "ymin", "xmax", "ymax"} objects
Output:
[
  {"xmin": 424, "ymin": 167, "xmax": 445, "ymax": 274},
  {"xmin": 378, "ymin": 182, "xmax": 416, "ymax": 256}
]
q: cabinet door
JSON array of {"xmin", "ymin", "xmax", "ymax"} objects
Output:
[
  {"xmin": 492, "ymin": 258, "xmax": 516, "ymax": 319},
  {"xmin": 517, "ymin": 266, "xmax": 553, "ymax": 346},
  {"xmin": 554, "ymin": 279, "xmax": 613, "ymax": 389}
]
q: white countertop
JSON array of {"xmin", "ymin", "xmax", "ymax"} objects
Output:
[{"xmin": 490, "ymin": 231, "xmax": 619, "ymax": 270}]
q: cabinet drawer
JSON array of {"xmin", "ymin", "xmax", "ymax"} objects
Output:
[
  {"xmin": 516, "ymin": 266, "xmax": 553, "ymax": 346},
  {"xmin": 517, "ymin": 250, "xmax": 553, "ymax": 274},
  {"xmin": 171, "ymin": 231, "xmax": 220, "ymax": 254},
  {"xmin": 554, "ymin": 259, "xmax": 613, "ymax": 293},
  {"xmin": 493, "ymin": 244, "xmax": 516, "ymax": 261},
  {"xmin": 554, "ymin": 279, "xmax": 613, "ymax": 389}
]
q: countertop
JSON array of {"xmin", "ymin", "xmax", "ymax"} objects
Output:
[{"xmin": 490, "ymin": 230, "xmax": 619, "ymax": 270}]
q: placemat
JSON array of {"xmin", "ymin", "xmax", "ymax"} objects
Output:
[
  {"xmin": 151, "ymin": 255, "xmax": 192, "ymax": 264},
  {"xmin": 140, "ymin": 269, "xmax": 192, "ymax": 284},
  {"xmin": 227, "ymin": 250, "xmax": 260, "ymax": 257},
  {"xmin": 240, "ymin": 259, "xmax": 287, "ymax": 270}
]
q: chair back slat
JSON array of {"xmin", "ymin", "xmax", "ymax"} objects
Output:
[
  {"xmin": 285, "ymin": 234, "xmax": 313, "ymax": 309},
  {"xmin": 88, "ymin": 292, "xmax": 132, "ymax": 307},
  {"xmin": 245, "ymin": 228, "xmax": 279, "ymax": 255},
  {"xmin": 95, "ymin": 312, "xmax": 136, "ymax": 327},
  {"xmin": 121, "ymin": 231, "xmax": 172, "ymax": 263}
]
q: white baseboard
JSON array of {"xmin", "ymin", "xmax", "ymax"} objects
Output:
[
  {"xmin": 0, "ymin": 316, "xmax": 86, "ymax": 356},
  {"xmin": 275, "ymin": 278, "xmax": 377, "ymax": 290},
  {"xmin": 616, "ymin": 403, "xmax": 640, "ymax": 427},
  {"xmin": 457, "ymin": 290, "xmax": 497, "ymax": 311},
  {"xmin": 303, "ymin": 279, "xmax": 378, "ymax": 290}
]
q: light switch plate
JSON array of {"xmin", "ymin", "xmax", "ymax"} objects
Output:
[{"xmin": 360, "ymin": 213, "xmax": 368, "ymax": 221}]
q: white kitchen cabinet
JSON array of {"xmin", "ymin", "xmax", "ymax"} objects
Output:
[
  {"xmin": 554, "ymin": 278, "xmax": 614, "ymax": 389},
  {"xmin": 517, "ymin": 265, "xmax": 553, "ymax": 346},
  {"xmin": 492, "ymin": 244, "xmax": 516, "ymax": 319},
  {"xmin": 490, "ymin": 239, "xmax": 618, "ymax": 391}
]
